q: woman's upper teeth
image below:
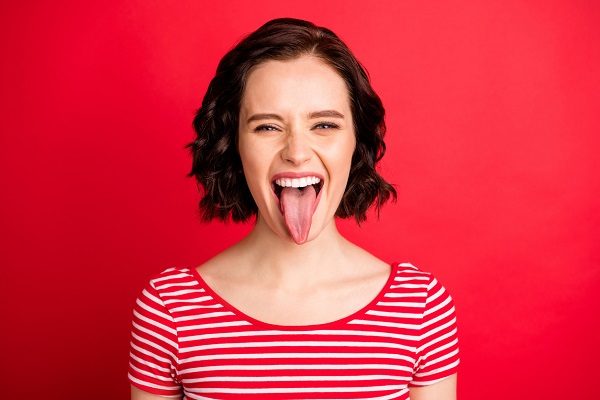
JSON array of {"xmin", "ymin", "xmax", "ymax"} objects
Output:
[{"xmin": 275, "ymin": 176, "xmax": 321, "ymax": 188}]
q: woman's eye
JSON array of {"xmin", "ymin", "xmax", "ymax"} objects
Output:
[
  {"xmin": 254, "ymin": 124, "xmax": 279, "ymax": 132},
  {"xmin": 314, "ymin": 122, "xmax": 339, "ymax": 130}
]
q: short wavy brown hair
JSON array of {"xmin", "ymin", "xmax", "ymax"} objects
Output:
[{"xmin": 187, "ymin": 18, "xmax": 396, "ymax": 223}]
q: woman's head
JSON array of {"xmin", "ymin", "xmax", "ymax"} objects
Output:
[{"xmin": 187, "ymin": 17, "xmax": 396, "ymax": 224}]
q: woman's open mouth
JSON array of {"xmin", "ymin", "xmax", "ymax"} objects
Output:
[
  {"xmin": 272, "ymin": 176, "xmax": 323, "ymax": 200},
  {"xmin": 271, "ymin": 175, "xmax": 324, "ymax": 245}
]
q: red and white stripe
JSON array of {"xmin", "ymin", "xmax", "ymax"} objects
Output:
[{"xmin": 128, "ymin": 263, "xmax": 459, "ymax": 399}]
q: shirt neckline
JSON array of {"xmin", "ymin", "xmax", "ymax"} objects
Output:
[{"xmin": 188, "ymin": 262, "xmax": 399, "ymax": 331}]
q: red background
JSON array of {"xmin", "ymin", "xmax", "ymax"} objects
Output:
[{"xmin": 1, "ymin": 1, "xmax": 599, "ymax": 399}]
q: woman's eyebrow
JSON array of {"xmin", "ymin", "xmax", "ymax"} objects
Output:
[
  {"xmin": 246, "ymin": 110, "xmax": 345, "ymax": 124},
  {"xmin": 246, "ymin": 113, "xmax": 284, "ymax": 123},
  {"xmin": 308, "ymin": 110, "xmax": 345, "ymax": 119}
]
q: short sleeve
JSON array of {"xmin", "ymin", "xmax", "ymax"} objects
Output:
[
  {"xmin": 410, "ymin": 275, "xmax": 460, "ymax": 386},
  {"xmin": 128, "ymin": 280, "xmax": 182, "ymax": 397}
]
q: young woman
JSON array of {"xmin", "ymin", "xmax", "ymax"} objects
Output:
[{"xmin": 129, "ymin": 18, "xmax": 459, "ymax": 400}]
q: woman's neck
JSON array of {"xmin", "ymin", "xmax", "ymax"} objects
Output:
[{"xmin": 231, "ymin": 215, "xmax": 355, "ymax": 289}]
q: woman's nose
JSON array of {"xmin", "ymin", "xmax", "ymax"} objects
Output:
[{"xmin": 281, "ymin": 131, "xmax": 312, "ymax": 166}]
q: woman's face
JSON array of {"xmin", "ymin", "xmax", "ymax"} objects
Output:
[{"xmin": 238, "ymin": 55, "xmax": 356, "ymax": 244}]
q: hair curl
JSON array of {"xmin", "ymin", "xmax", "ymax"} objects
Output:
[{"xmin": 187, "ymin": 18, "xmax": 396, "ymax": 223}]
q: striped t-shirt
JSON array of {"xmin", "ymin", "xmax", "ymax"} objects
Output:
[{"xmin": 128, "ymin": 262, "xmax": 459, "ymax": 399}]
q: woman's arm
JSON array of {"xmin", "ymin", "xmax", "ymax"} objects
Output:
[
  {"xmin": 131, "ymin": 385, "xmax": 181, "ymax": 400},
  {"xmin": 409, "ymin": 373, "xmax": 457, "ymax": 400}
]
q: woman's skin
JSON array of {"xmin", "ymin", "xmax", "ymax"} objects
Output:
[{"xmin": 131, "ymin": 55, "xmax": 456, "ymax": 400}]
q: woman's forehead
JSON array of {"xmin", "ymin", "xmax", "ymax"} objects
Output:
[{"xmin": 241, "ymin": 56, "xmax": 351, "ymax": 118}]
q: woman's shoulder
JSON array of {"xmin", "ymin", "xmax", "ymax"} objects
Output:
[
  {"xmin": 388, "ymin": 262, "xmax": 456, "ymax": 310},
  {"xmin": 388, "ymin": 262, "xmax": 451, "ymax": 296},
  {"xmin": 141, "ymin": 266, "xmax": 202, "ymax": 296},
  {"xmin": 149, "ymin": 266, "xmax": 197, "ymax": 282},
  {"xmin": 392, "ymin": 262, "xmax": 433, "ymax": 277},
  {"xmin": 135, "ymin": 266, "xmax": 224, "ymax": 318}
]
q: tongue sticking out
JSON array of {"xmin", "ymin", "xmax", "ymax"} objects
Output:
[{"xmin": 279, "ymin": 184, "xmax": 317, "ymax": 245}]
